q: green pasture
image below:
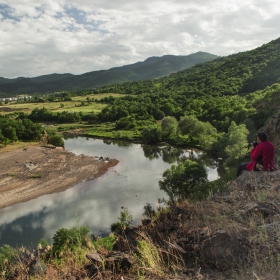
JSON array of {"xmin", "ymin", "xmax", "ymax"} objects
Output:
[
  {"xmin": 85, "ymin": 123, "xmax": 141, "ymax": 139},
  {"xmin": 71, "ymin": 93, "xmax": 128, "ymax": 101},
  {"xmin": 0, "ymin": 93, "xmax": 127, "ymax": 115}
]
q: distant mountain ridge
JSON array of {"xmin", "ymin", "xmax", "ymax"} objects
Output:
[{"xmin": 0, "ymin": 52, "xmax": 219, "ymax": 94}]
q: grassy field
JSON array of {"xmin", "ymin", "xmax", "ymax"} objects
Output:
[
  {"xmin": 0, "ymin": 93, "xmax": 127, "ymax": 115},
  {"xmin": 0, "ymin": 93, "xmax": 143, "ymax": 140}
]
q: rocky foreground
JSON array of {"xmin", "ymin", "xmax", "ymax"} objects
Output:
[
  {"xmin": 5, "ymin": 170, "xmax": 280, "ymax": 280},
  {"xmin": 104, "ymin": 170, "xmax": 280, "ymax": 279}
]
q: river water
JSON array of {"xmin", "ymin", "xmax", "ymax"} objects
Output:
[{"xmin": 0, "ymin": 137, "xmax": 218, "ymax": 248}]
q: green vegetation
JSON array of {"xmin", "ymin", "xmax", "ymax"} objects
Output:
[
  {"xmin": 51, "ymin": 225, "xmax": 91, "ymax": 258},
  {"xmin": 0, "ymin": 245, "xmax": 18, "ymax": 272},
  {"xmin": 47, "ymin": 134, "xmax": 64, "ymax": 147},
  {"xmin": 110, "ymin": 207, "xmax": 133, "ymax": 232},
  {"xmin": 159, "ymin": 159, "xmax": 208, "ymax": 202},
  {"xmin": 0, "ymin": 115, "xmax": 42, "ymax": 146},
  {"xmin": 30, "ymin": 173, "xmax": 43, "ymax": 178}
]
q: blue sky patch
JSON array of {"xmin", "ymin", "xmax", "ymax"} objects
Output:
[
  {"xmin": 0, "ymin": 4, "xmax": 19, "ymax": 21},
  {"xmin": 62, "ymin": 6, "xmax": 108, "ymax": 33}
]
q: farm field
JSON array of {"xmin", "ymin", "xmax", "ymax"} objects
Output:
[{"xmin": 0, "ymin": 93, "xmax": 128, "ymax": 115}]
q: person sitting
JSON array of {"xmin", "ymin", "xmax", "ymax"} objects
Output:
[{"xmin": 237, "ymin": 131, "xmax": 275, "ymax": 177}]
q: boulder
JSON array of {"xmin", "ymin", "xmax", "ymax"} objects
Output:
[
  {"xmin": 105, "ymin": 251, "xmax": 135, "ymax": 271},
  {"xmin": 200, "ymin": 230, "xmax": 248, "ymax": 270},
  {"xmin": 86, "ymin": 251, "xmax": 135, "ymax": 272}
]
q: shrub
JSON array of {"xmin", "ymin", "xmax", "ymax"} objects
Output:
[
  {"xmin": 111, "ymin": 207, "xmax": 133, "ymax": 232},
  {"xmin": 51, "ymin": 225, "xmax": 90, "ymax": 257},
  {"xmin": 0, "ymin": 244, "xmax": 18, "ymax": 272},
  {"xmin": 48, "ymin": 134, "xmax": 64, "ymax": 147}
]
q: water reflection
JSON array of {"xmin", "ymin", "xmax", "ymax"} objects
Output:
[{"xmin": 0, "ymin": 138, "xmax": 219, "ymax": 248}]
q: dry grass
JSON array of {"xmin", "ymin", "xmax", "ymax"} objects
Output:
[{"xmin": 0, "ymin": 141, "xmax": 38, "ymax": 154}]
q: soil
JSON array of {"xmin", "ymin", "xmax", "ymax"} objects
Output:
[{"xmin": 0, "ymin": 145, "xmax": 119, "ymax": 209}]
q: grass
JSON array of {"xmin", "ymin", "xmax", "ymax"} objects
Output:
[
  {"xmin": 30, "ymin": 173, "xmax": 43, "ymax": 178},
  {"xmin": 0, "ymin": 93, "xmax": 127, "ymax": 115},
  {"xmin": 0, "ymin": 100, "xmax": 106, "ymax": 115},
  {"xmin": 92, "ymin": 234, "xmax": 116, "ymax": 252},
  {"xmin": 85, "ymin": 123, "xmax": 142, "ymax": 139},
  {"xmin": 0, "ymin": 141, "xmax": 38, "ymax": 154}
]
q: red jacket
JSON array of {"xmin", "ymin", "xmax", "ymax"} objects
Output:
[{"xmin": 246, "ymin": 141, "xmax": 275, "ymax": 171}]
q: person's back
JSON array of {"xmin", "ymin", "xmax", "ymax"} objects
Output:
[
  {"xmin": 249, "ymin": 140, "xmax": 275, "ymax": 171},
  {"xmin": 237, "ymin": 131, "xmax": 275, "ymax": 177}
]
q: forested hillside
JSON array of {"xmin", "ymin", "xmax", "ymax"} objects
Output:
[
  {"xmin": 94, "ymin": 37, "xmax": 280, "ymax": 132},
  {"xmin": 0, "ymin": 52, "xmax": 218, "ymax": 95}
]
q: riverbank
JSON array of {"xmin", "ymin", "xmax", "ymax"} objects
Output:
[{"xmin": 0, "ymin": 145, "xmax": 118, "ymax": 209}]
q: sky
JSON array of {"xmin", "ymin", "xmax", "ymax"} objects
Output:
[{"xmin": 0, "ymin": 0, "xmax": 280, "ymax": 79}]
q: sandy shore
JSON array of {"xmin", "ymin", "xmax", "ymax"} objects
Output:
[{"xmin": 0, "ymin": 145, "xmax": 118, "ymax": 209}]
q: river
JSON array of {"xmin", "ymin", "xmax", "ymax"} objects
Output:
[{"xmin": 0, "ymin": 137, "xmax": 218, "ymax": 248}]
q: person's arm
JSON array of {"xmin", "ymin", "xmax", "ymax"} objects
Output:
[{"xmin": 250, "ymin": 144, "xmax": 262, "ymax": 161}]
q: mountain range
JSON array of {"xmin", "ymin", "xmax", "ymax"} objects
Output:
[{"xmin": 0, "ymin": 52, "xmax": 218, "ymax": 95}]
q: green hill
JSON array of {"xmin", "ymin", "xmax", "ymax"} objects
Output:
[
  {"xmin": 104, "ymin": 37, "xmax": 280, "ymax": 97},
  {"xmin": 0, "ymin": 52, "xmax": 218, "ymax": 95},
  {"xmin": 94, "ymin": 37, "xmax": 280, "ymax": 134}
]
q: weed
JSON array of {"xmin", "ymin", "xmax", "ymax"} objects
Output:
[
  {"xmin": 92, "ymin": 234, "xmax": 116, "ymax": 252},
  {"xmin": 135, "ymin": 239, "xmax": 165, "ymax": 276},
  {"xmin": 30, "ymin": 173, "xmax": 43, "ymax": 178},
  {"xmin": 39, "ymin": 238, "xmax": 49, "ymax": 247},
  {"xmin": 111, "ymin": 207, "xmax": 133, "ymax": 232},
  {"xmin": 257, "ymin": 190, "xmax": 267, "ymax": 201},
  {"xmin": 8, "ymin": 173, "xmax": 17, "ymax": 177}
]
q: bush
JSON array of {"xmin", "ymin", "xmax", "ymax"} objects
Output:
[
  {"xmin": 48, "ymin": 134, "xmax": 64, "ymax": 147},
  {"xmin": 0, "ymin": 244, "xmax": 18, "ymax": 272},
  {"xmin": 51, "ymin": 225, "xmax": 90, "ymax": 257},
  {"xmin": 111, "ymin": 207, "xmax": 133, "ymax": 232}
]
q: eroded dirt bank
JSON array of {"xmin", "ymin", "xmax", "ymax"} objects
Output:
[{"xmin": 0, "ymin": 145, "xmax": 118, "ymax": 209}]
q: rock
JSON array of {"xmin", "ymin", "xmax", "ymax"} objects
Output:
[
  {"xmin": 87, "ymin": 251, "xmax": 135, "ymax": 272},
  {"xmin": 86, "ymin": 253, "xmax": 104, "ymax": 269},
  {"xmin": 105, "ymin": 251, "xmax": 135, "ymax": 271},
  {"xmin": 200, "ymin": 230, "xmax": 248, "ymax": 270}
]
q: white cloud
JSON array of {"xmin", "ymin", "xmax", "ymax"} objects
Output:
[{"xmin": 0, "ymin": 0, "xmax": 280, "ymax": 78}]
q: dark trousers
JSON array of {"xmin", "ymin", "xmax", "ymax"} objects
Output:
[{"xmin": 236, "ymin": 162, "xmax": 250, "ymax": 177}]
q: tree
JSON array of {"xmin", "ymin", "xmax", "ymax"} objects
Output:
[
  {"xmin": 179, "ymin": 115, "xmax": 200, "ymax": 142},
  {"xmin": 161, "ymin": 116, "xmax": 178, "ymax": 139},
  {"xmin": 224, "ymin": 121, "xmax": 249, "ymax": 167},
  {"xmin": 179, "ymin": 115, "xmax": 217, "ymax": 150},
  {"xmin": 159, "ymin": 159, "xmax": 207, "ymax": 202},
  {"xmin": 48, "ymin": 134, "xmax": 64, "ymax": 147},
  {"xmin": 142, "ymin": 125, "xmax": 162, "ymax": 144},
  {"xmin": 21, "ymin": 118, "xmax": 42, "ymax": 140},
  {"xmin": 0, "ymin": 129, "xmax": 6, "ymax": 145},
  {"xmin": 2, "ymin": 126, "xmax": 17, "ymax": 143}
]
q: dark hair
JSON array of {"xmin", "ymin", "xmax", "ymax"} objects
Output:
[{"xmin": 257, "ymin": 131, "xmax": 267, "ymax": 141}]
